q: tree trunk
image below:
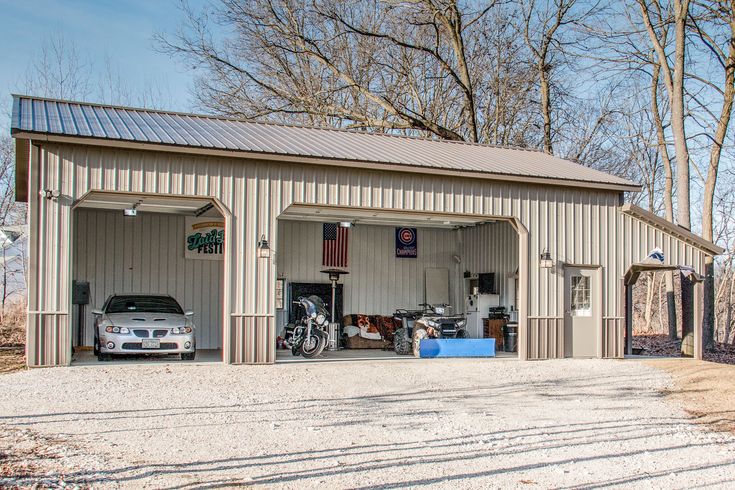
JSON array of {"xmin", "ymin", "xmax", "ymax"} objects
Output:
[
  {"xmin": 700, "ymin": 6, "xmax": 735, "ymax": 350},
  {"xmin": 540, "ymin": 64, "xmax": 553, "ymax": 154},
  {"xmin": 726, "ymin": 270, "xmax": 734, "ymax": 344},
  {"xmin": 650, "ymin": 57, "xmax": 679, "ymax": 340},
  {"xmin": 671, "ymin": 0, "xmax": 692, "ymax": 230}
]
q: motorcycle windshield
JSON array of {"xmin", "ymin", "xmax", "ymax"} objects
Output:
[{"xmin": 305, "ymin": 295, "xmax": 329, "ymax": 317}]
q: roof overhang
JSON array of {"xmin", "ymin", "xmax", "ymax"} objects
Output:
[
  {"xmin": 13, "ymin": 132, "xmax": 643, "ymax": 193},
  {"xmin": 624, "ymin": 263, "xmax": 705, "ymax": 286},
  {"xmin": 621, "ymin": 204, "xmax": 724, "ymax": 256},
  {"xmin": 73, "ymin": 190, "xmax": 226, "ymax": 217},
  {"xmin": 279, "ymin": 203, "xmax": 514, "ymax": 229}
]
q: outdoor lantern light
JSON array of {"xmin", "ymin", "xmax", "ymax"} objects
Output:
[
  {"xmin": 257, "ymin": 234, "xmax": 271, "ymax": 259},
  {"xmin": 540, "ymin": 249, "xmax": 553, "ymax": 269}
]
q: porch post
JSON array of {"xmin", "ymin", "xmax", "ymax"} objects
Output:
[{"xmin": 625, "ymin": 283, "xmax": 633, "ymax": 356}]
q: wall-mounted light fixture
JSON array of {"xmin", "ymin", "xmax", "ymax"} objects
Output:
[
  {"xmin": 540, "ymin": 248, "xmax": 553, "ymax": 269},
  {"xmin": 339, "ymin": 221, "xmax": 353, "ymax": 228},
  {"xmin": 40, "ymin": 189, "xmax": 60, "ymax": 200},
  {"xmin": 257, "ymin": 234, "xmax": 271, "ymax": 259}
]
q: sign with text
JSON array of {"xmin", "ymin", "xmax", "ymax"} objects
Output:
[
  {"xmin": 185, "ymin": 217, "xmax": 225, "ymax": 260},
  {"xmin": 395, "ymin": 227, "xmax": 417, "ymax": 258}
]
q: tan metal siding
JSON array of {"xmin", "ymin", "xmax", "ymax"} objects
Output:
[{"xmin": 72, "ymin": 209, "xmax": 224, "ymax": 349}]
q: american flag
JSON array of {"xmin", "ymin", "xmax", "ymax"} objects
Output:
[{"xmin": 323, "ymin": 223, "xmax": 349, "ymax": 267}]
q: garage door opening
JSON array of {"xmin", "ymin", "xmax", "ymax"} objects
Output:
[
  {"xmin": 274, "ymin": 205, "xmax": 522, "ymax": 362},
  {"xmin": 70, "ymin": 191, "xmax": 227, "ymax": 364}
]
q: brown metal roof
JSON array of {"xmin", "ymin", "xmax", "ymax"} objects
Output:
[{"xmin": 10, "ymin": 94, "xmax": 639, "ymax": 191}]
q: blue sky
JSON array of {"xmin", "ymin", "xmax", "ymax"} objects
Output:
[{"xmin": 1, "ymin": 0, "xmax": 200, "ymax": 115}]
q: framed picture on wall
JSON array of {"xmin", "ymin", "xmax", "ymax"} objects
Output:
[{"xmin": 275, "ymin": 279, "xmax": 285, "ymax": 310}]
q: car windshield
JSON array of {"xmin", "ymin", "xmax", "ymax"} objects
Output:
[{"xmin": 106, "ymin": 296, "xmax": 183, "ymax": 314}]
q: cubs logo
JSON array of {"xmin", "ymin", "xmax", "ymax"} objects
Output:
[{"xmin": 399, "ymin": 228, "xmax": 415, "ymax": 245}]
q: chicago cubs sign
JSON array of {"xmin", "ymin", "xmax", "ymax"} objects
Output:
[{"xmin": 395, "ymin": 227, "xmax": 417, "ymax": 258}]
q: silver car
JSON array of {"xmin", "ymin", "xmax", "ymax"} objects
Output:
[{"xmin": 93, "ymin": 294, "xmax": 196, "ymax": 361}]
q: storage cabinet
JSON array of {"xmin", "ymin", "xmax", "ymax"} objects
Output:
[{"xmin": 483, "ymin": 318, "xmax": 506, "ymax": 351}]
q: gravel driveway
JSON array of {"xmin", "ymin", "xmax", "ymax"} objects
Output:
[{"xmin": 1, "ymin": 358, "xmax": 734, "ymax": 489}]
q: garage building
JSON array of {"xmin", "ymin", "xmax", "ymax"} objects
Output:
[{"xmin": 10, "ymin": 95, "xmax": 723, "ymax": 366}]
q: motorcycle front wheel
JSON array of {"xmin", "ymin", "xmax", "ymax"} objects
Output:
[{"xmin": 300, "ymin": 331, "xmax": 327, "ymax": 358}]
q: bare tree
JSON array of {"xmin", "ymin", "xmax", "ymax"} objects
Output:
[
  {"xmin": 687, "ymin": 0, "xmax": 735, "ymax": 348},
  {"xmin": 651, "ymin": 54, "xmax": 680, "ymax": 339},
  {"xmin": 520, "ymin": 0, "xmax": 579, "ymax": 154},
  {"xmin": 160, "ymin": 0, "xmax": 513, "ymax": 141},
  {"xmin": 0, "ymin": 137, "xmax": 27, "ymax": 314},
  {"xmin": 21, "ymin": 32, "xmax": 93, "ymax": 101},
  {"xmin": 638, "ymin": 0, "xmax": 693, "ymax": 230}
]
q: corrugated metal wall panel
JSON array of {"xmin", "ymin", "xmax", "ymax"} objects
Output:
[
  {"xmin": 459, "ymin": 222, "xmax": 519, "ymax": 311},
  {"xmin": 26, "ymin": 142, "xmax": 715, "ymax": 365},
  {"xmin": 72, "ymin": 209, "xmax": 224, "ymax": 349}
]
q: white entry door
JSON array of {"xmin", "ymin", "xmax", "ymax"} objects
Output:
[{"xmin": 564, "ymin": 266, "xmax": 599, "ymax": 357}]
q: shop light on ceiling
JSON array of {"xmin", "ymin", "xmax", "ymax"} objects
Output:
[{"xmin": 123, "ymin": 201, "xmax": 141, "ymax": 217}]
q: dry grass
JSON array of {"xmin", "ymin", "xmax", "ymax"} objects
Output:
[
  {"xmin": 0, "ymin": 301, "xmax": 26, "ymax": 374},
  {"xmin": 644, "ymin": 359, "xmax": 735, "ymax": 436}
]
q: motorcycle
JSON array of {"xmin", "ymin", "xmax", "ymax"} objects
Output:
[{"xmin": 284, "ymin": 295, "xmax": 330, "ymax": 358}]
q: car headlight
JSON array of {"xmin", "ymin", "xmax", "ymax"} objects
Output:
[
  {"xmin": 171, "ymin": 327, "xmax": 193, "ymax": 334},
  {"xmin": 105, "ymin": 326, "xmax": 129, "ymax": 334},
  {"xmin": 456, "ymin": 320, "xmax": 466, "ymax": 328},
  {"xmin": 426, "ymin": 320, "xmax": 439, "ymax": 328},
  {"xmin": 316, "ymin": 314, "xmax": 326, "ymax": 325}
]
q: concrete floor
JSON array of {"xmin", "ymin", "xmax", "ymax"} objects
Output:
[
  {"xmin": 72, "ymin": 349, "xmax": 223, "ymax": 366},
  {"xmin": 72, "ymin": 347, "xmax": 518, "ymax": 365},
  {"xmin": 277, "ymin": 348, "xmax": 518, "ymax": 362}
]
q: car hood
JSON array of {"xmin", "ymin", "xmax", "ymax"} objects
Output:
[{"xmin": 106, "ymin": 312, "xmax": 188, "ymax": 328}]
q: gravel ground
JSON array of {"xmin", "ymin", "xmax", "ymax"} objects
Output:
[{"xmin": 1, "ymin": 358, "xmax": 734, "ymax": 489}]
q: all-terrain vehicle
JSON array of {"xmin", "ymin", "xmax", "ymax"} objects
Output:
[{"xmin": 393, "ymin": 303, "xmax": 468, "ymax": 357}]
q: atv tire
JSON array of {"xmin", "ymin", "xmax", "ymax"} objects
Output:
[
  {"xmin": 456, "ymin": 329, "xmax": 469, "ymax": 339},
  {"xmin": 412, "ymin": 328, "xmax": 428, "ymax": 358},
  {"xmin": 393, "ymin": 328, "xmax": 412, "ymax": 355}
]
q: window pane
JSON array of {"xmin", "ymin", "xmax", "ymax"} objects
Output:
[{"xmin": 571, "ymin": 276, "xmax": 591, "ymax": 317}]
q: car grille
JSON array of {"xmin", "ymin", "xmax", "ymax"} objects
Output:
[
  {"xmin": 153, "ymin": 330, "xmax": 168, "ymax": 338},
  {"xmin": 121, "ymin": 342, "xmax": 178, "ymax": 350},
  {"xmin": 133, "ymin": 330, "xmax": 149, "ymax": 338}
]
